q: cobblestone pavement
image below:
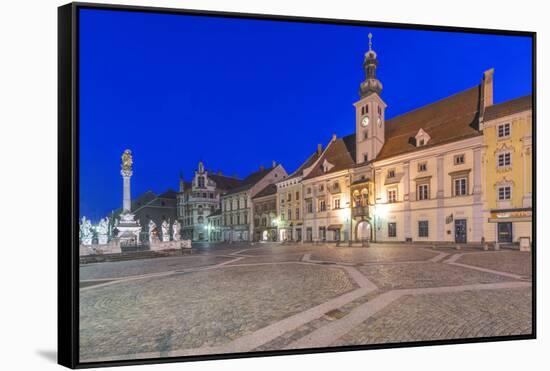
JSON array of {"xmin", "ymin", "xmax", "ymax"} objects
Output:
[
  {"xmin": 80, "ymin": 263, "xmax": 355, "ymax": 361},
  {"xmin": 457, "ymin": 251, "xmax": 532, "ymax": 278},
  {"xmin": 311, "ymin": 245, "xmax": 438, "ymax": 263},
  {"xmin": 79, "ymin": 243, "xmax": 532, "ymax": 362},
  {"xmin": 333, "ymin": 287, "xmax": 532, "ymax": 346},
  {"xmin": 80, "ymin": 255, "xmax": 232, "ymax": 281},
  {"xmin": 358, "ymin": 262, "xmax": 513, "ymax": 291}
]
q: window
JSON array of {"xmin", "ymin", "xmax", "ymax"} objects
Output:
[
  {"xmin": 363, "ymin": 153, "xmax": 368, "ymax": 163},
  {"xmin": 454, "ymin": 177, "xmax": 468, "ymax": 196},
  {"xmin": 287, "ymin": 193, "xmax": 291, "ymax": 202},
  {"xmin": 388, "ymin": 189, "xmax": 397, "ymax": 203},
  {"xmin": 417, "ymin": 184, "xmax": 429, "ymax": 200},
  {"xmin": 498, "ymin": 123, "xmax": 511, "ymax": 138},
  {"xmin": 454, "ymin": 154, "xmax": 465, "ymax": 165},
  {"xmin": 198, "ymin": 205, "xmax": 203, "ymax": 215},
  {"xmin": 498, "ymin": 186, "xmax": 511, "ymax": 200},
  {"xmin": 307, "ymin": 187, "xmax": 311, "ymax": 195},
  {"xmin": 418, "ymin": 221, "xmax": 429, "ymax": 237},
  {"xmin": 319, "ymin": 184, "xmax": 324, "ymax": 192},
  {"xmin": 363, "ymin": 131, "xmax": 368, "ymax": 140},
  {"xmin": 418, "ymin": 138, "xmax": 425, "ymax": 146},
  {"xmin": 388, "ymin": 222, "xmax": 397, "ymax": 237},
  {"xmin": 236, "ymin": 214, "xmax": 240, "ymax": 224},
  {"xmin": 319, "ymin": 199, "xmax": 326, "ymax": 212},
  {"xmin": 244, "ymin": 213, "xmax": 248, "ymax": 224},
  {"xmin": 387, "ymin": 169, "xmax": 395, "ymax": 178},
  {"xmin": 498, "ymin": 152, "xmax": 511, "ymax": 168},
  {"xmin": 307, "ymin": 201, "xmax": 313, "ymax": 213},
  {"xmin": 296, "ymin": 207, "xmax": 300, "ymax": 220},
  {"xmin": 334, "ymin": 198, "xmax": 340, "ymax": 209},
  {"xmin": 197, "ymin": 176, "xmax": 205, "ymax": 188},
  {"xmin": 296, "ymin": 191, "xmax": 300, "ymax": 200},
  {"xmin": 377, "ymin": 105, "xmax": 382, "ymax": 115},
  {"xmin": 418, "ymin": 162, "xmax": 427, "ymax": 172},
  {"xmin": 287, "ymin": 209, "xmax": 291, "ymax": 220}
]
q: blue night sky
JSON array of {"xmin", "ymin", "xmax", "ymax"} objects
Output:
[{"xmin": 79, "ymin": 8, "xmax": 532, "ymax": 221}]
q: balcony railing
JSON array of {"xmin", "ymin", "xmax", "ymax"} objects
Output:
[{"xmin": 352, "ymin": 206, "xmax": 369, "ymax": 218}]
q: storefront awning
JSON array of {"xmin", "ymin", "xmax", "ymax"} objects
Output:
[{"xmin": 327, "ymin": 224, "xmax": 342, "ymax": 230}]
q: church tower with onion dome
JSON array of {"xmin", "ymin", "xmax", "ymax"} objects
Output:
[{"xmin": 354, "ymin": 33, "xmax": 387, "ymax": 165}]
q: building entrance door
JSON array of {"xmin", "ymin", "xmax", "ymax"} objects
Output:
[
  {"xmin": 497, "ymin": 222, "xmax": 513, "ymax": 243},
  {"xmin": 455, "ymin": 219, "xmax": 467, "ymax": 243},
  {"xmin": 357, "ymin": 221, "xmax": 371, "ymax": 241}
]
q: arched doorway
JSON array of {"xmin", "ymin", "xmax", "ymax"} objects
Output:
[{"xmin": 356, "ymin": 220, "xmax": 371, "ymax": 241}]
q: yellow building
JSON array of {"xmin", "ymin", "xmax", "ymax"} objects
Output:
[{"xmin": 481, "ymin": 94, "xmax": 533, "ymax": 245}]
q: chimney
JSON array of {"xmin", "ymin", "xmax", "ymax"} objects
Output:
[
  {"xmin": 482, "ymin": 68, "xmax": 494, "ymax": 108},
  {"xmin": 272, "ymin": 160, "xmax": 277, "ymax": 168},
  {"xmin": 317, "ymin": 143, "xmax": 323, "ymax": 155}
]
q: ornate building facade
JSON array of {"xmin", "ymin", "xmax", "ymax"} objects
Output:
[
  {"xmin": 481, "ymin": 95, "xmax": 533, "ymax": 243},
  {"xmin": 271, "ymin": 34, "xmax": 532, "ymax": 246},
  {"xmin": 252, "ymin": 184, "xmax": 278, "ymax": 242},
  {"xmin": 177, "ymin": 161, "xmax": 242, "ymax": 241},
  {"xmin": 221, "ymin": 163, "xmax": 287, "ymax": 242}
]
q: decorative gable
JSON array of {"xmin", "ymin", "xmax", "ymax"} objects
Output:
[{"xmin": 415, "ymin": 128, "xmax": 431, "ymax": 147}]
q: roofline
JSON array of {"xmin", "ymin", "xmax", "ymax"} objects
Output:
[{"xmin": 385, "ymin": 84, "xmax": 481, "ymax": 127}]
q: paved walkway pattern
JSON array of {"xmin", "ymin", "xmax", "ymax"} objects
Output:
[{"xmin": 79, "ymin": 243, "xmax": 532, "ymax": 362}]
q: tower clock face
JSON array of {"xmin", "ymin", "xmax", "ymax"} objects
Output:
[{"xmin": 361, "ymin": 116, "xmax": 369, "ymax": 127}]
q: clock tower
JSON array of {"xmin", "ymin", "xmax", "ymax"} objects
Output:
[{"xmin": 354, "ymin": 33, "xmax": 387, "ymax": 165}]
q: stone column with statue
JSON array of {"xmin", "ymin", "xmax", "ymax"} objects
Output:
[{"xmin": 115, "ymin": 149, "xmax": 142, "ymax": 245}]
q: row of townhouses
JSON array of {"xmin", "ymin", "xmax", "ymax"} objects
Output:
[{"xmin": 176, "ymin": 39, "xmax": 532, "ymax": 246}]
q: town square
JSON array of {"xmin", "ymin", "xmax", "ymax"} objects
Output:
[
  {"xmin": 79, "ymin": 242, "xmax": 532, "ymax": 362},
  {"xmin": 76, "ymin": 8, "xmax": 533, "ymax": 364}
]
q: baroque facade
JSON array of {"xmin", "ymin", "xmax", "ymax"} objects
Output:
[
  {"xmin": 481, "ymin": 95, "xmax": 533, "ymax": 243},
  {"xmin": 177, "ymin": 161, "xmax": 242, "ymax": 241},
  {"xmin": 269, "ymin": 34, "xmax": 532, "ymax": 246},
  {"xmin": 221, "ymin": 163, "xmax": 287, "ymax": 242}
]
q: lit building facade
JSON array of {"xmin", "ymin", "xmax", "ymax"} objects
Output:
[
  {"xmin": 275, "ymin": 149, "xmax": 320, "ymax": 242},
  {"xmin": 481, "ymin": 95, "xmax": 533, "ymax": 243},
  {"xmin": 221, "ymin": 163, "xmax": 287, "ymax": 242},
  {"xmin": 289, "ymin": 34, "xmax": 531, "ymax": 245},
  {"xmin": 177, "ymin": 161, "xmax": 242, "ymax": 241},
  {"xmin": 252, "ymin": 184, "xmax": 278, "ymax": 242}
]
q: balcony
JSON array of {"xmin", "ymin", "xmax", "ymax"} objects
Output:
[{"xmin": 352, "ymin": 206, "xmax": 369, "ymax": 218}]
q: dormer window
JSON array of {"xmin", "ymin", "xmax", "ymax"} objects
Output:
[
  {"xmin": 415, "ymin": 128, "xmax": 431, "ymax": 147},
  {"xmin": 322, "ymin": 159, "xmax": 334, "ymax": 173}
]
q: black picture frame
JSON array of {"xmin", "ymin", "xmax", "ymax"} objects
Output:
[{"xmin": 58, "ymin": 2, "xmax": 536, "ymax": 369}]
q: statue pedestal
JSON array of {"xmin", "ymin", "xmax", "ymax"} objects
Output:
[
  {"xmin": 98, "ymin": 235, "xmax": 108, "ymax": 245},
  {"xmin": 116, "ymin": 212, "xmax": 142, "ymax": 244},
  {"xmin": 162, "ymin": 235, "xmax": 170, "ymax": 242},
  {"xmin": 81, "ymin": 238, "xmax": 92, "ymax": 246}
]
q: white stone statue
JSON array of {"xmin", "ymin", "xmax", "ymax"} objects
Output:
[
  {"xmin": 161, "ymin": 219, "xmax": 170, "ymax": 242},
  {"xmin": 80, "ymin": 217, "xmax": 93, "ymax": 245},
  {"xmin": 96, "ymin": 217, "xmax": 109, "ymax": 245},
  {"xmin": 172, "ymin": 220, "xmax": 181, "ymax": 241},
  {"xmin": 148, "ymin": 219, "xmax": 157, "ymax": 243}
]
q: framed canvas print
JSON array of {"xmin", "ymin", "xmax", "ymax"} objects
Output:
[{"xmin": 58, "ymin": 2, "xmax": 536, "ymax": 368}]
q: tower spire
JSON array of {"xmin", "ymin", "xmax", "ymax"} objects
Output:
[{"xmin": 359, "ymin": 33, "xmax": 383, "ymax": 98}]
